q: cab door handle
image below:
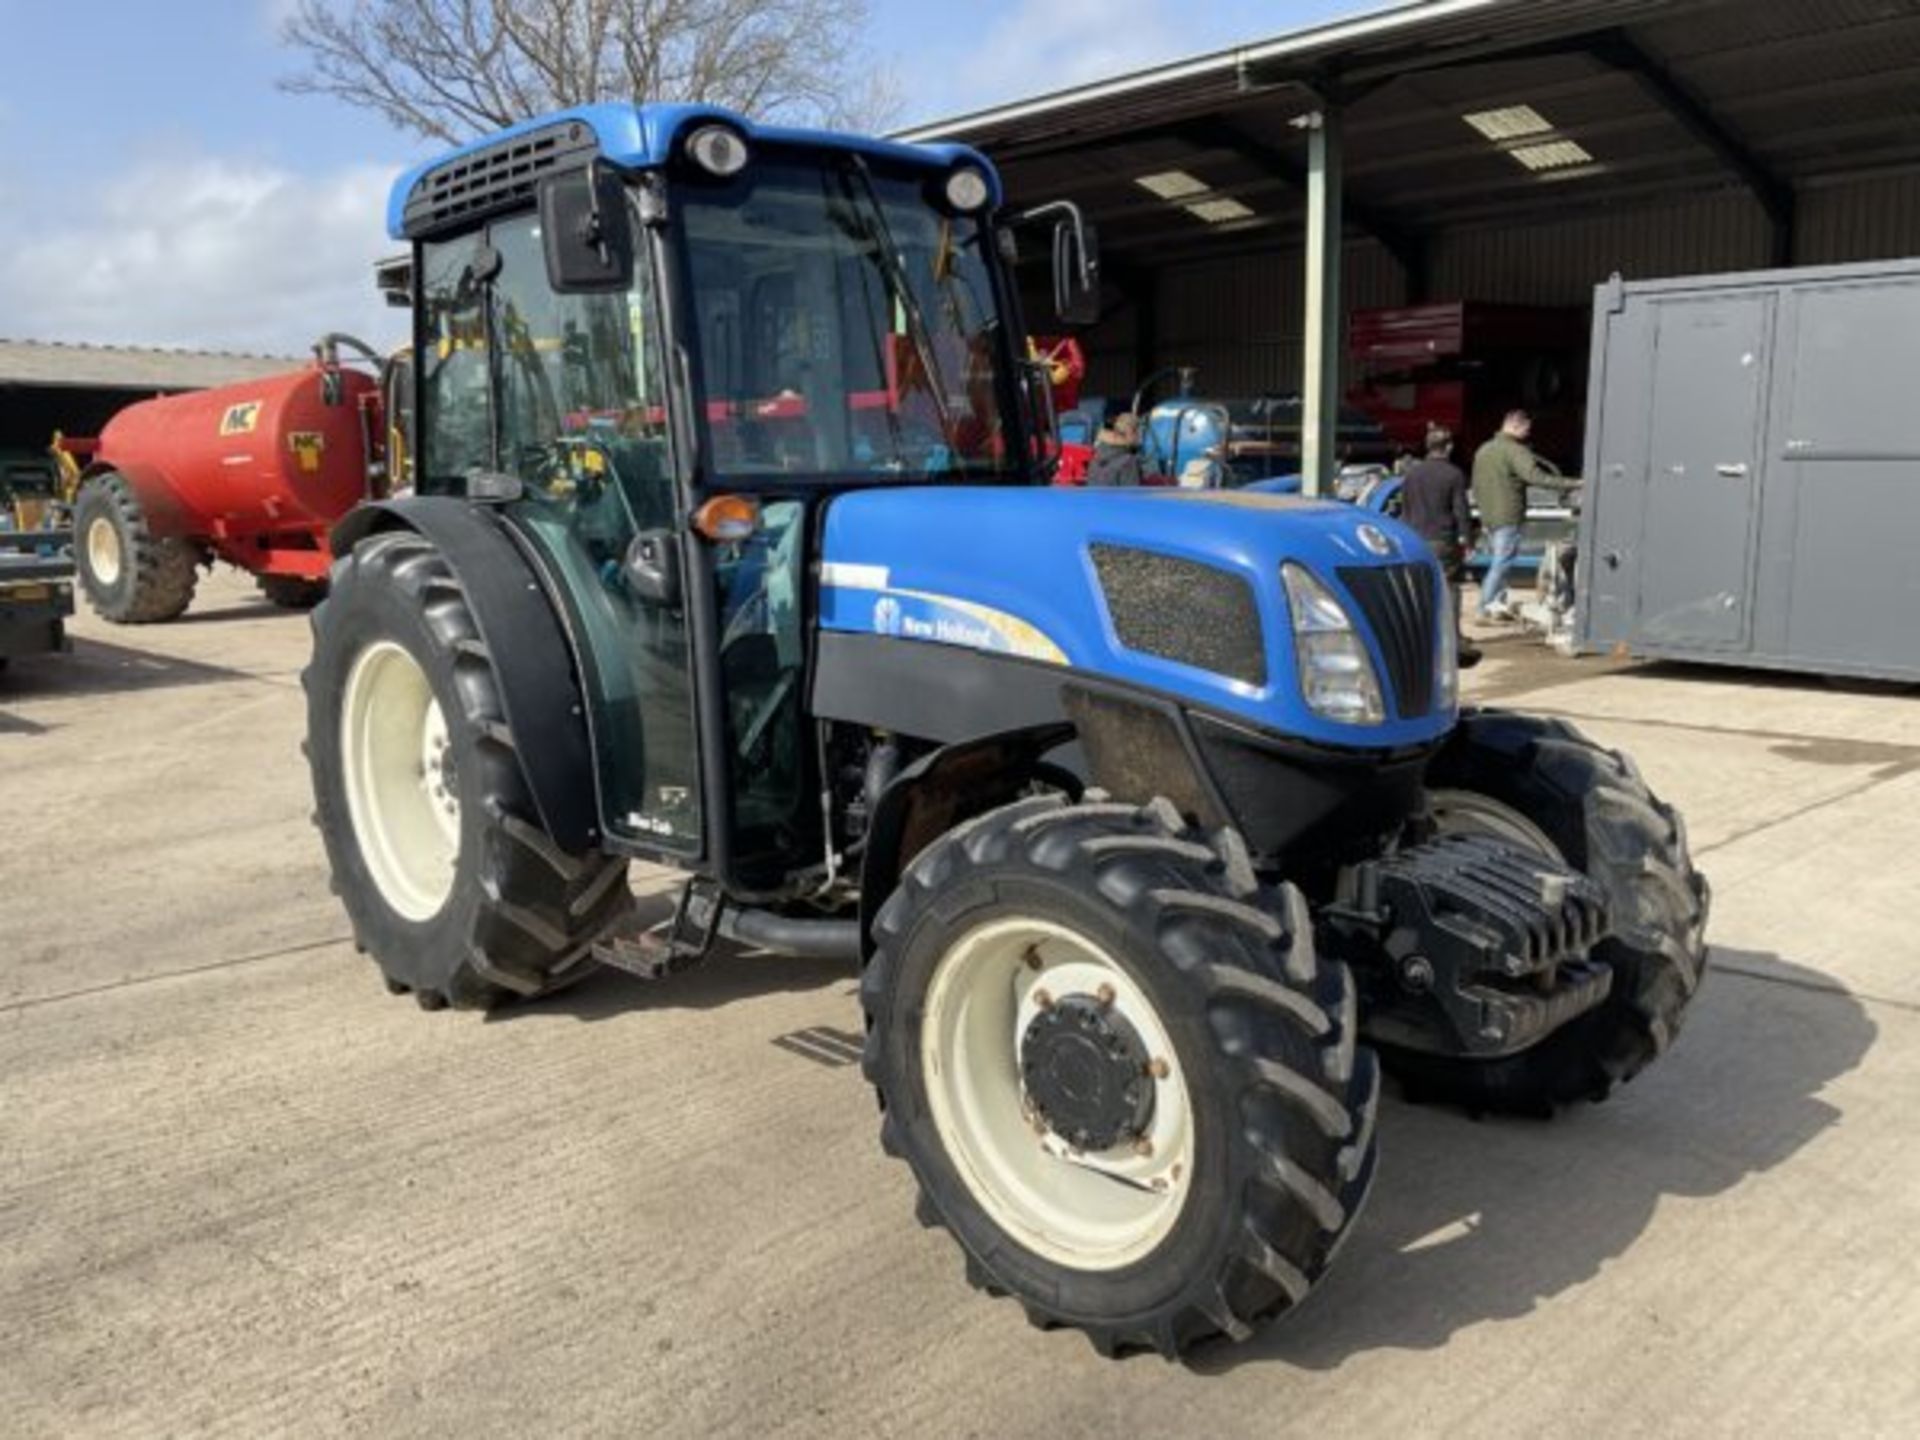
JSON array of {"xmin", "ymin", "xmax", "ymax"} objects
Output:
[{"xmin": 1715, "ymin": 462, "xmax": 1749, "ymax": 477}]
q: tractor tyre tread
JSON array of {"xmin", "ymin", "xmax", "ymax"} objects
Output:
[
  {"xmin": 861, "ymin": 794, "xmax": 1379, "ymax": 1358},
  {"xmin": 304, "ymin": 531, "xmax": 626, "ymax": 1010},
  {"xmin": 258, "ymin": 574, "xmax": 328, "ymax": 609},
  {"xmin": 73, "ymin": 472, "xmax": 200, "ymax": 623},
  {"xmin": 1391, "ymin": 707, "xmax": 1710, "ymax": 1115}
]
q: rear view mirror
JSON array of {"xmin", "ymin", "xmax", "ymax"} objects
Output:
[
  {"xmin": 1052, "ymin": 214, "xmax": 1101, "ymax": 327},
  {"xmin": 538, "ymin": 162, "xmax": 634, "ymax": 293},
  {"xmin": 1013, "ymin": 201, "xmax": 1102, "ymax": 328}
]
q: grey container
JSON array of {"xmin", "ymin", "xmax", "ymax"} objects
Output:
[{"xmin": 1576, "ymin": 258, "xmax": 1920, "ymax": 683}]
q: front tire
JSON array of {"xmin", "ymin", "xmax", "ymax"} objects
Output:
[
  {"xmin": 304, "ymin": 531, "xmax": 629, "ymax": 1009},
  {"xmin": 862, "ymin": 795, "xmax": 1378, "ymax": 1357},
  {"xmin": 1394, "ymin": 709, "xmax": 1711, "ymax": 1113},
  {"xmin": 72, "ymin": 472, "xmax": 199, "ymax": 623}
]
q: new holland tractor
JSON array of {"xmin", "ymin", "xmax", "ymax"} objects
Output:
[{"xmin": 304, "ymin": 104, "xmax": 1710, "ymax": 1358}]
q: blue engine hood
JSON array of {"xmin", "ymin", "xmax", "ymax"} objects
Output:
[{"xmin": 817, "ymin": 487, "xmax": 1455, "ymax": 751}]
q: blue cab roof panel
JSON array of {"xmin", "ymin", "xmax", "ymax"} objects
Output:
[{"xmin": 387, "ymin": 102, "xmax": 996, "ymax": 239}]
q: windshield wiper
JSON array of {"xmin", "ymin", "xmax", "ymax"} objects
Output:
[{"xmin": 836, "ymin": 156, "xmax": 960, "ymax": 468}]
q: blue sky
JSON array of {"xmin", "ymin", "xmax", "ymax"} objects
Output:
[{"xmin": 0, "ymin": 0, "xmax": 1379, "ymax": 354}]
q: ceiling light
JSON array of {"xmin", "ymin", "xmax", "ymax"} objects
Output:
[
  {"xmin": 1185, "ymin": 197, "xmax": 1256, "ymax": 224},
  {"xmin": 1510, "ymin": 139, "xmax": 1594, "ymax": 171},
  {"xmin": 1135, "ymin": 170, "xmax": 1209, "ymax": 199},
  {"xmin": 1462, "ymin": 105, "xmax": 1552, "ymax": 141}
]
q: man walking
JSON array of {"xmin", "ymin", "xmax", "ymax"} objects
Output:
[
  {"xmin": 1400, "ymin": 425, "xmax": 1481, "ymax": 666},
  {"xmin": 1471, "ymin": 408, "xmax": 1579, "ymax": 620}
]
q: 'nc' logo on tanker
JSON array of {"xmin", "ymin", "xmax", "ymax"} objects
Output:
[{"xmin": 219, "ymin": 401, "xmax": 263, "ymax": 436}]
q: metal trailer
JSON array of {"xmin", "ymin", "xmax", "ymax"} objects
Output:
[{"xmin": 1576, "ymin": 259, "xmax": 1920, "ymax": 683}]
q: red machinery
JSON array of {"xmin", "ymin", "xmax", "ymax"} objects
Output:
[
  {"xmin": 1346, "ymin": 302, "xmax": 1588, "ymax": 470},
  {"xmin": 63, "ymin": 337, "xmax": 387, "ymax": 623}
]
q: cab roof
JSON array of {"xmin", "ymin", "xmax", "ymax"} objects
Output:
[{"xmin": 387, "ymin": 102, "xmax": 995, "ymax": 241}]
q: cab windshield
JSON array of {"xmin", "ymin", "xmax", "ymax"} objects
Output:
[{"xmin": 673, "ymin": 155, "xmax": 1017, "ymax": 484}]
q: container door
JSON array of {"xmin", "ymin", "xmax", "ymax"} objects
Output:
[
  {"xmin": 1633, "ymin": 294, "xmax": 1770, "ymax": 651},
  {"xmin": 1769, "ymin": 279, "xmax": 1920, "ymax": 678}
]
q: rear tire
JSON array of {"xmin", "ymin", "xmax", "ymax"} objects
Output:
[
  {"xmin": 304, "ymin": 530, "xmax": 629, "ymax": 1009},
  {"xmin": 258, "ymin": 574, "xmax": 328, "ymax": 609},
  {"xmin": 1390, "ymin": 709, "xmax": 1711, "ymax": 1114},
  {"xmin": 862, "ymin": 794, "xmax": 1378, "ymax": 1357},
  {"xmin": 72, "ymin": 472, "xmax": 199, "ymax": 623}
]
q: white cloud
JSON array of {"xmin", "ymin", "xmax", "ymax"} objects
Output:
[
  {"xmin": 912, "ymin": 0, "xmax": 1212, "ymax": 120},
  {"xmin": 0, "ymin": 153, "xmax": 408, "ymax": 358}
]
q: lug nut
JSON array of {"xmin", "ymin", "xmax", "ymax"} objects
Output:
[
  {"xmin": 1146, "ymin": 1056, "xmax": 1170, "ymax": 1080},
  {"xmin": 1022, "ymin": 945, "xmax": 1043, "ymax": 971},
  {"xmin": 1401, "ymin": 955, "xmax": 1436, "ymax": 992},
  {"xmin": 1032, "ymin": 987, "xmax": 1054, "ymax": 1011},
  {"xmin": 1133, "ymin": 1136, "xmax": 1154, "ymax": 1158},
  {"xmin": 1095, "ymin": 982, "xmax": 1116, "ymax": 1009}
]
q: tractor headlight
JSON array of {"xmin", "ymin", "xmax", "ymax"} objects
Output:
[
  {"xmin": 1282, "ymin": 563, "xmax": 1386, "ymax": 725},
  {"xmin": 685, "ymin": 124, "xmax": 749, "ymax": 178},
  {"xmin": 943, "ymin": 165, "xmax": 991, "ymax": 213}
]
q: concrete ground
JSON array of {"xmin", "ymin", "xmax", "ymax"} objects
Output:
[{"xmin": 2, "ymin": 569, "xmax": 1916, "ymax": 1438}]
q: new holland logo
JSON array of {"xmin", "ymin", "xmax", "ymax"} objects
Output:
[
  {"xmin": 1356, "ymin": 523, "xmax": 1397, "ymax": 557},
  {"xmin": 871, "ymin": 595, "xmax": 903, "ymax": 636}
]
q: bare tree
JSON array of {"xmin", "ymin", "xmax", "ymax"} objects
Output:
[{"xmin": 280, "ymin": 0, "xmax": 901, "ymax": 144}]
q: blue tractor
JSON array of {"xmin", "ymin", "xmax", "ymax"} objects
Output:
[{"xmin": 304, "ymin": 105, "xmax": 1709, "ymax": 1358}]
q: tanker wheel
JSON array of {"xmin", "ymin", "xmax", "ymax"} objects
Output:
[
  {"xmin": 304, "ymin": 530, "xmax": 630, "ymax": 1009},
  {"xmin": 72, "ymin": 472, "xmax": 200, "ymax": 623},
  {"xmin": 862, "ymin": 794, "xmax": 1379, "ymax": 1357},
  {"xmin": 257, "ymin": 574, "xmax": 328, "ymax": 610},
  {"xmin": 1388, "ymin": 708, "xmax": 1712, "ymax": 1115}
]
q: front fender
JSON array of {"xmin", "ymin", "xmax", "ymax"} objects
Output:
[{"xmin": 332, "ymin": 498, "xmax": 599, "ymax": 852}]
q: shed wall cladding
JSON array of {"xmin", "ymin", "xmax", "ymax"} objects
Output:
[
  {"xmin": 1079, "ymin": 239, "xmax": 1404, "ymax": 398},
  {"xmin": 1073, "ymin": 176, "xmax": 1920, "ymax": 401},
  {"xmin": 1427, "ymin": 189, "xmax": 1775, "ymax": 306},
  {"xmin": 1796, "ymin": 172, "xmax": 1920, "ymax": 264}
]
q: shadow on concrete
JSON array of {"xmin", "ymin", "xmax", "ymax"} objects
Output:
[
  {"xmin": 0, "ymin": 636, "xmax": 254, "ymax": 702},
  {"xmin": 1193, "ymin": 947, "xmax": 1876, "ymax": 1374},
  {"xmin": 490, "ymin": 890, "xmax": 855, "ymax": 1025}
]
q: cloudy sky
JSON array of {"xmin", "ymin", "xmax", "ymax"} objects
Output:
[{"xmin": 0, "ymin": 0, "xmax": 1378, "ymax": 358}]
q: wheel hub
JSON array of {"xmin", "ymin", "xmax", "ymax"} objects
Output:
[{"xmin": 1020, "ymin": 995, "xmax": 1155, "ymax": 1151}]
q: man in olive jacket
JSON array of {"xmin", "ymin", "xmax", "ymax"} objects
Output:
[{"xmin": 1471, "ymin": 409, "xmax": 1580, "ymax": 618}]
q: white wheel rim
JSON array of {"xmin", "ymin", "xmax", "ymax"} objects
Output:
[
  {"xmin": 87, "ymin": 516, "xmax": 123, "ymax": 586},
  {"xmin": 340, "ymin": 640, "xmax": 459, "ymax": 921},
  {"xmin": 1429, "ymin": 788, "xmax": 1563, "ymax": 861},
  {"xmin": 921, "ymin": 916, "xmax": 1195, "ymax": 1272}
]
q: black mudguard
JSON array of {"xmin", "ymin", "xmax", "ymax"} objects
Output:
[
  {"xmin": 856, "ymin": 723, "xmax": 1074, "ymax": 960},
  {"xmin": 331, "ymin": 498, "xmax": 598, "ymax": 851}
]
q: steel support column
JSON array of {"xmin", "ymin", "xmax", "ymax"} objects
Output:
[{"xmin": 1296, "ymin": 108, "xmax": 1342, "ymax": 497}]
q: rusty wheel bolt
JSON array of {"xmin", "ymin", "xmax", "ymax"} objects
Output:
[
  {"xmin": 1146, "ymin": 1056, "xmax": 1170, "ymax": 1080},
  {"xmin": 1133, "ymin": 1136, "xmax": 1155, "ymax": 1158},
  {"xmin": 1022, "ymin": 945, "xmax": 1043, "ymax": 971},
  {"xmin": 1032, "ymin": 987, "xmax": 1054, "ymax": 1011},
  {"xmin": 1095, "ymin": 982, "xmax": 1116, "ymax": 1009}
]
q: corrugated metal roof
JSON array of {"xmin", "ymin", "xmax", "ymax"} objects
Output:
[
  {"xmin": 0, "ymin": 340, "xmax": 296, "ymax": 391},
  {"xmin": 909, "ymin": 0, "xmax": 1920, "ymax": 269}
]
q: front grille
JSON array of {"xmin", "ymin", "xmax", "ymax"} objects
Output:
[
  {"xmin": 1337, "ymin": 562, "xmax": 1438, "ymax": 717},
  {"xmin": 1091, "ymin": 544, "xmax": 1265, "ymax": 687},
  {"xmin": 401, "ymin": 120, "xmax": 600, "ymax": 238}
]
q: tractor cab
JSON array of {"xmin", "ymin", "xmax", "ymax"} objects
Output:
[{"xmin": 378, "ymin": 106, "xmax": 1094, "ymax": 886}]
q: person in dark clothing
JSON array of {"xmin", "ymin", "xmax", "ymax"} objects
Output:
[
  {"xmin": 1086, "ymin": 411, "xmax": 1146, "ymax": 487},
  {"xmin": 1399, "ymin": 425, "xmax": 1481, "ymax": 667}
]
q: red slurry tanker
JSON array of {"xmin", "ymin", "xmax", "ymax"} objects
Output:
[{"xmin": 63, "ymin": 337, "xmax": 391, "ymax": 622}]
